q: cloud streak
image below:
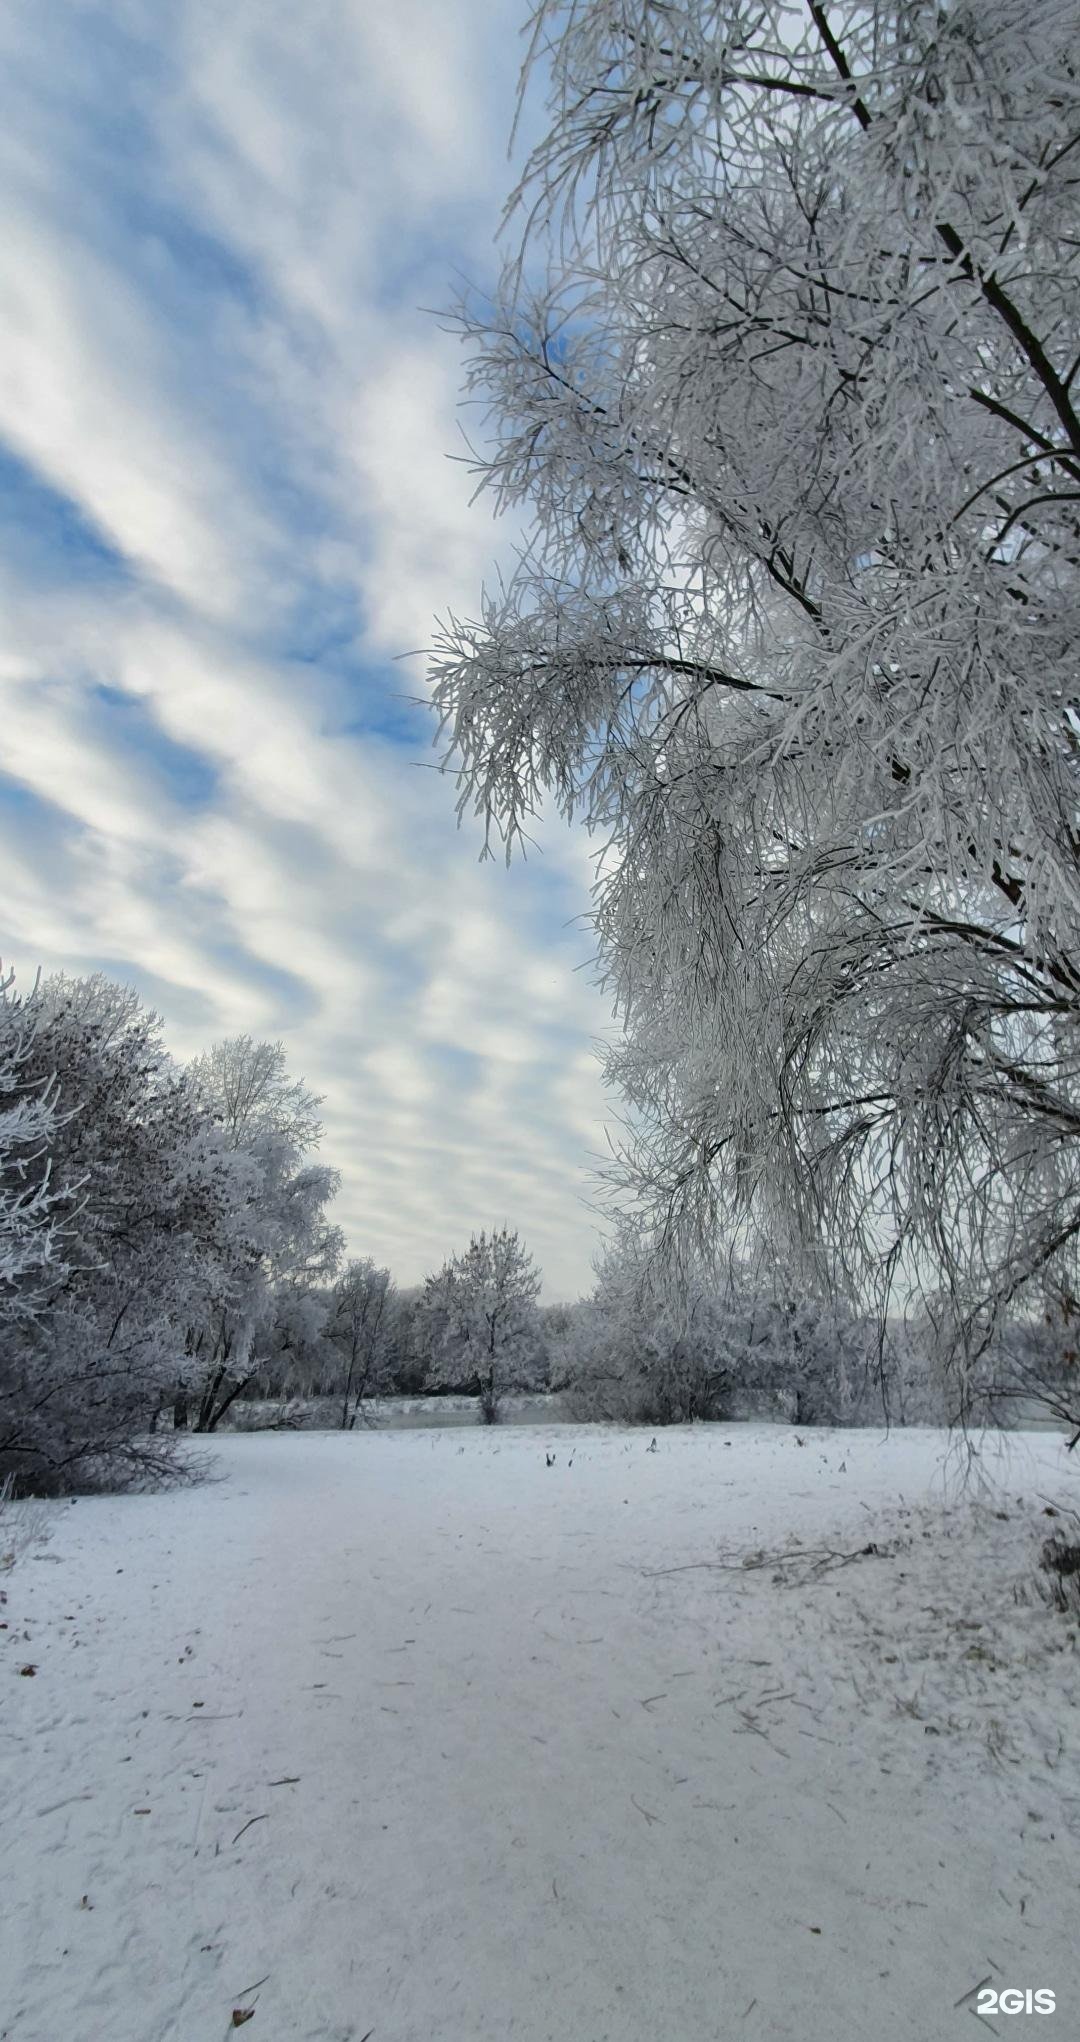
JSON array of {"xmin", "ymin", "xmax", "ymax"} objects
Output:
[{"xmin": 0, "ymin": 0, "xmax": 613, "ymax": 1296}]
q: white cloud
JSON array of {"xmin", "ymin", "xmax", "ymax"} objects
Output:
[
  {"xmin": 0, "ymin": 0, "xmax": 614, "ymax": 1296},
  {"xmin": 0, "ymin": 206, "xmax": 275, "ymax": 621}
]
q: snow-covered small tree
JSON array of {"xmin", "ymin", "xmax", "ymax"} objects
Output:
[
  {"xmin": 766, "ymin": 1294, "xmax": 870, "ymax": 1428},
  {"xmin": 538, "ymin": 1301, "xmax": 578, "ymax": 1390},
  {"xmin": 256, "ymin": 1280, "xmax": 336, "ymax": 1401},
  {"xmin": 185, "ymin": 1035, "xmax": 342, "ymax": 1430},
  {"xmin": 426, "ymin": 1227, "xmax": 543, "ymax": 1421},
  {"xmin": 328, "ymin": 1257, "xmax": 395, "ymax": 1427},
  {"xmin": 386, "ymin": 1284, "xmax": 440, "ymax": 1397},
  {"xmin": 563, "ymin": 1229, "xmax": 756, "ymax": 1423}
]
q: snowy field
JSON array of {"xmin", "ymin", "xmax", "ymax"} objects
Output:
[{"xmin": 3, "ymin": 1426, "xmax": 1080, "ymax": 2042}]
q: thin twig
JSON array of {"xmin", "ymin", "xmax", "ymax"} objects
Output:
[
  {"xmin": 233, "ymin": 1975, "xmax": 270, "ymax": 2001},
  {"xmin": 231, "ymin": 1814, "xmax": 268, "ymax": 1846}
]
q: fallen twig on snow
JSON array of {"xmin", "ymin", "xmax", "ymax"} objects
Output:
[
  {"xmin": 232, "ymin": 1814, "xmax": 268, "ymax": 1846},
  {"xmin": 232, "ymin": 1975, "xmax": 270, "ymax": 2001},
  {"xmin": 734, "ymin": 1709, "xmax": 790, "ymax": 1758},
  {"xmin": 644, "ymin": 1539, "xmax": 903, "ymax": 1585},
  {"xmin": 954, "ymin": 1972, "xmax": 994, "ymax": 2009}
]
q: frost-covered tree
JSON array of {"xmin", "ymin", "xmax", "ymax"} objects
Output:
[
  {"xmin": 0, "ymin": 974, "xmax": 233, "ymax": 1491},
  {"xmin": 564, "ymin": 1226, "xmax": 897, "ymax": 1425},
  {"xmin": 539, "ymin": 1300, "xmax": 579, "ymax": 1390},
  {"xmin": 185, "ymin": 1036, "xmax": 342, "ymax": 1430},
  {"xmin": 978, "ymin": 1291, "xmax": 1080, "ymax": 1442},
  {"xmin": 387, "ymin": 1284, "xmax": 443, "ymax": 1397},
  {"xmin": 245, "ymin": 1276, "xmax": 333, "ymax": 1405},
  {"xmin": 567, "ymin": 1230, "xmax": 765, "ymax": 1423},
  {"xmin": 433, "ymin": 1, "xmax": 1080, "ymax": 1400},
  {"xmin": 328, "ymin": 1257, "xmax": 395, "ymax": 1427},
  {"xmin": 0, "ymin": 979, "xmax": 346, "ymax": 1481},
  {"xmin": 0, "ymin": 969, "xmax": 70, "ymax": 1331},
  {"xmin": 191, "ymin": 1035, "xmax": 324, "ymax": 1155},
  {"xmin": 565, "ymin": 1229, "xmax": 737, "ymax": 1423},
  {"xmin": 425, "ymin": 1227, "xmax": 543, "ymax": 1421},
  {"xmin": 373, "ymin": 1277, "xmax": 412, "ymax": 1394}
]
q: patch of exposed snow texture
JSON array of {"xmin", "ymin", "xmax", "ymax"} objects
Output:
[{"xmin": 3, "ymin": 1426, "xmax": 1079, "ymax": 2039}]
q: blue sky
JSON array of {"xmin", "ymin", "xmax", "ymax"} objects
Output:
[{"xmin": 0, "ymin": 0, "xmax": 612, "ymax": 1297}]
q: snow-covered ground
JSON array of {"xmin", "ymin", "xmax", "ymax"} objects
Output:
[{"xmin": 3, "ymin": 1426, "xmax": 1079, "ymax": 2041}]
